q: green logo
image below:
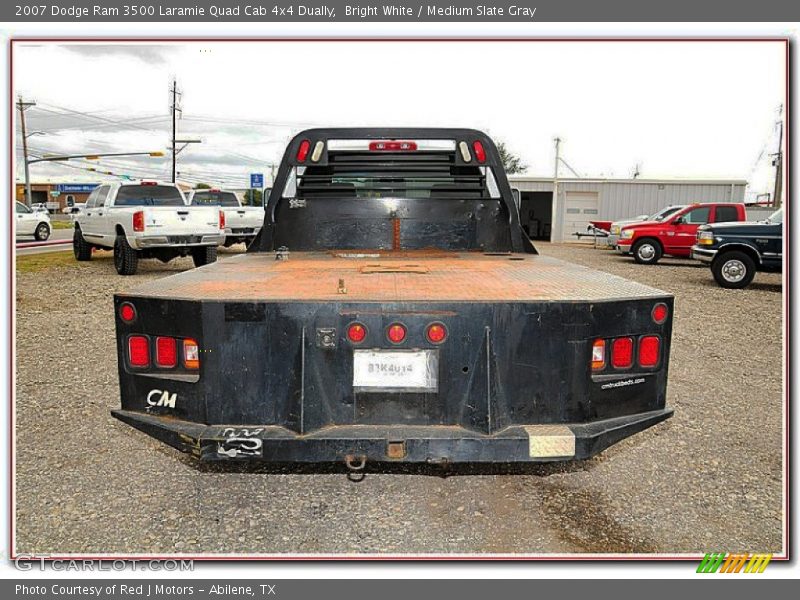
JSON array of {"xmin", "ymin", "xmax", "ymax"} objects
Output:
[{"xmin": 697, "ymin": 553, "xmax": 772, "ymax": 574}]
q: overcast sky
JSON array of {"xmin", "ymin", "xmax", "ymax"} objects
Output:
[{"xmin": 14, "ymin": 40, "xmax": 785, "ymax": 195}]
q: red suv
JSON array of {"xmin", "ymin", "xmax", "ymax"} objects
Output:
[{"xmin": 617, "ymin": 203, "xmax": 746, "ymax": 264}]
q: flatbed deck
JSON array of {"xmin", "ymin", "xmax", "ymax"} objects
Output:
[{"xmin": 126, "ymin": 251, "xmax": 666, "ymax": 303}]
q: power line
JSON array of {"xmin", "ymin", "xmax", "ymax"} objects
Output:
[
  {"xmin": 182, "ymin": 114, "xmax": 318, "ymax": 128},
  {"xmin": 35, "ymin": 101, "xmax": 166, "ymax": 134},
  {"xmin": 559, "ymin": 156, "xmax": 582, "ymax": 178},
  {"xmin": 27, "ymin": 108, "xmax": 167, "ymax": 131}
]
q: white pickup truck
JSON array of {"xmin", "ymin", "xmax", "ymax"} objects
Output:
[
  {"xmin": 186, "ymin": 189, "xmax": 264, "ymax": 247},
  {"xmin": 73, "ymin": 181, "xmax": 225, "ymax": 275}
]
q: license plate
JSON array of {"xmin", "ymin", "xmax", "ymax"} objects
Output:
[{"xmin": 353, "ymin": 349, "xmax": 438, "ymax": 392}]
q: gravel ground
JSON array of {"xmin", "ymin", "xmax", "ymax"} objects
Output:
[{"xmin": 14, "ymin": 243, "xmax": 784, "ymax": 556}]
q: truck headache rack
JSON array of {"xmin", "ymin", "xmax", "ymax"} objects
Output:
[
  {"xmin": 298, "ymin": 147, "xmax": 491, "ymax": 199},
  {"xmin": 253, "ymin": 128, "xmax": 535, "ymax": 254}
]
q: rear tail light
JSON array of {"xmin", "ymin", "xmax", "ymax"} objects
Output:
[
  {"xmin": 140, "ymin": 181, "xmax": 157, "ymax": 186},
  {"xmin": 473, "ymin": 140, "xmax": 487, "ymax": 163},
  {"xmin": 347, "ymin": 323, "xmax": 367, "ymax": 344},
  {"xmin": 155, "ymin": 336, "xmax": 177, "ymax": 368},
  {"xmin": 426, "ymin": 323, "xmax": 447, "ymax": 344},
  {"xmin": 387, "ymin": 323, "xmax": 406, "ymax": 344},
  {"xmin": 128, "ymin": 335, "xmax": 150, "ymax": 368},
  {"xmin": 183, "ymin": 339, "xmax": 200, "ymax": 370},
  {"xmin": 296, "ymin": 139, "xmax": 311, "ymax": 162},
  {"xmin": 611, "ymin": 337, "xmax": 634, "ymax": 369},
  {"xmin": 219, "ymin": 210, "xmax": 226, "ymax": 229},
  {"xmin": 591, "ymin": 339, "xmax": 606, "ymax": 370},
  {"xmin": 652, "ymin": 303, "xmax": 668, "ymax": 324},
  {"xmin": 119, "ymin": 302, "xmax": 136, "ymax": 323},
  {"xmin": 133, "ymin": 210, "xmax": 145, "ymax": 232},
  {"xmin": 639, "ymin": 336, "xmax": 661, "ymax": 367},
  {"xmin": 369, "ymin": 141, "xmax": 418, "ymax": 152}
]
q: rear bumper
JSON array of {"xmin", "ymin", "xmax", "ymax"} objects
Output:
[
  {"xmin": 134, "ymin": 234, "xmax": 225, "ymax": 249},
  {"xmin": 690, "ymin": 246, "xmax": 717, "ymax": 263},
  {"xmin": 224, "ymin": 228, "xmax": 259, "ymax": 237},
  {"xmin": 111, "ymin": 407, "xmax": 673, "ymax": 464},
  {"xmin": 616, "ymin": 241, "xmax": 632, "ymax": 255}
]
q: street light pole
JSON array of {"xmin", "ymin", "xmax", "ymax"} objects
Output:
[{"xmin": 17, "ymin": 97, "xmax": 36, "ymax": 206}]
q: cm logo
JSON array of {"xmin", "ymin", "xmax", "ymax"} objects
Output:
[{"xmin": 147, "ymin": 389, "xmax": 177, "ymax": 409}]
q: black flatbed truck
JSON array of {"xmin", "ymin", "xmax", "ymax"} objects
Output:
[{"xmin": 112, "ymin": 128, "xmax": 673, "ymax": 467}]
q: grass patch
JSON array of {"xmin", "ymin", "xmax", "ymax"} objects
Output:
[
  {"xmin": 50, "ymin": 221, "xmax": 76, "ymax": 230},
  {"xmin": 16, "ymin": 251, "xmax": 79, "ymax": 273}
]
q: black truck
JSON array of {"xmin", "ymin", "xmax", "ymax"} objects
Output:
[
  {"xmin": 691, "ymin": 208, "xmax": 783, "ymax": 289},
  {"xmin": 111, "ymin": 128, "xmax": 673, "ymax": 468}
]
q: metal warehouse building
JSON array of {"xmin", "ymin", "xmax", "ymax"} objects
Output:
[{"xmin": 508, "ymin": 177, "xmax": 747, "ymax": 242}]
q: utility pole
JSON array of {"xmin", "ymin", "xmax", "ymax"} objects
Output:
[
  {"xmin": 552, "ymin": 137, "xmax": 561, "ymax": 242},
  {"xmin": 170, "ymin": 78, "xmax": 180, "ymax": 183},
  {"xmin": 17, "ymin": 96, "xmax": 36, "ymax": 206},
  {"xmin": 771, "ymin": 105, "xmax": 783, "ymax": 209},
  {"xmin": 169, "ymin": 78, "xmax": 200, "ymax": 185}
]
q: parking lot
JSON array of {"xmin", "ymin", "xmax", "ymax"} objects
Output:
[{"xmin": 14, "ymin": 243, "xmax": 783, "ymax": 556}]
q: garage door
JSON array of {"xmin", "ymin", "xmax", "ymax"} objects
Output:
[{"xmin": 562, "ymin": 192, "xmax": 599, "ymax": 241}]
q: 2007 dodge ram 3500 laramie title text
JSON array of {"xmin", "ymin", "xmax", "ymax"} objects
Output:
[
  {"xmin": 74, "ymin": 181, "xmax": 225, "ymax": 275},
  {"xmin": 112, "ymin": 129, "xmax": 674, "ymax": 467}
]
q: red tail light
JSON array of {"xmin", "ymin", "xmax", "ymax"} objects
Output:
[
  {"xmin": 473, "ymin": 140, "xmax": 487, "ymax": 163},
  {"xmin": 369, "ymin": 141, "xmax": 418, "ymax": 152},
  {"xmin": 128, "ymin": 335, "xmax": 150, "ymax": 368},
  {"xmin": 639, "ymin": 336, "xmax": 661, "ymax": 367},
  {"xmin": 426, "ymin": 323, "xmax": 447, "ymax": 344},
  {"xmin": 652, "ymin": 303, "xmax": 668, "ymax": 324},
  {"xmin": 140, "ymin": 181, "xmax": 157, "ymax": 186},
  {"xmin": 119, "ymin": 302, "xmax": 136, "ymax": 323},
  {"xmin": 183, "ymin": 339, "xmax": 200, "ymax": 370},
  {"xmin": 347, "ymin": 323, "xmax": 367, "ymax": 344},
  {"xmin": 611, "ymin": 337, "xmax": 634, "ymax": 369},
  {"xmin": 219, "ymin": 210, "xmax": 226, "ymax": 229},
  {"xmin": 155, "ymin": 336, "xmax": 177, "ymax": 368},
  {"xmin": 591, "ymin": 339, "xmax": 606, "ymax": 370},
  {"xmin": 133, "ymin": 210, "xmax": 145, "ymax": 232},
  {"xmin": 387, "ymin": 323, "xmax": 406, "ymax": 344},
  {"xmin": 296, "ymin": 139, "xmax": 311, "ymax": 162}
]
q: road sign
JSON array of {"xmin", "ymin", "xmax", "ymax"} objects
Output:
[
  {"xmin": 50, "ymin": 191, "xmax": 61, "ymax": 198},
  {"xmin": 57, "ymin": 183, "xmax": 100, "ymax": 193},
  {"xmin": 250, "ymin": 173, "xmax": 264, "ymax": 189}
]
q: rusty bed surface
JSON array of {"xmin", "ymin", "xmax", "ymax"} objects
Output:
[{"xmin": 125, "ymin": 251, "xmax": 668, "ymax": 302}]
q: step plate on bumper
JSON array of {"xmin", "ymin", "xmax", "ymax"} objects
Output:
[{"xmin": 111, "ymin": 408, "xmax": 673, "ymax": 463}]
